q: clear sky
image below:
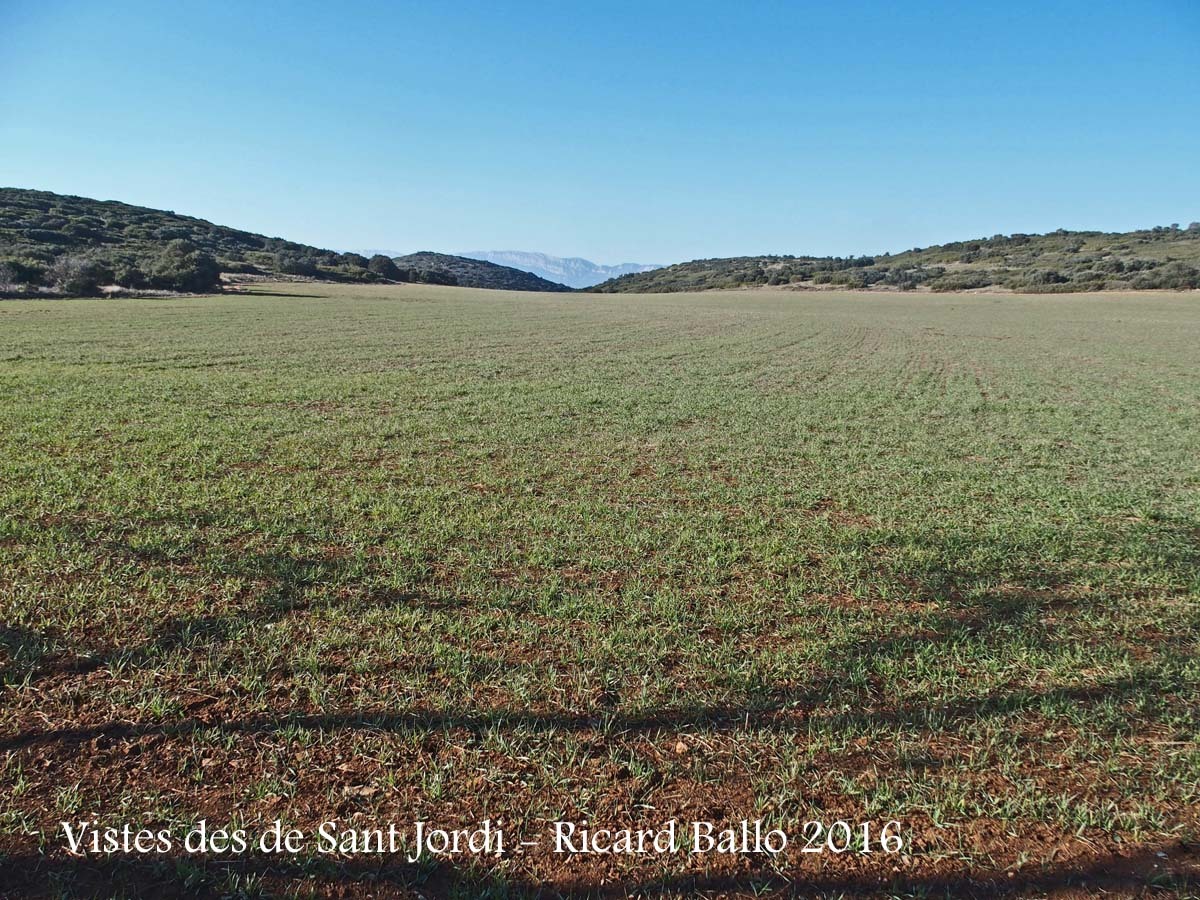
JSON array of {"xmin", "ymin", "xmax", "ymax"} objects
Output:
[{"xmin": 3, "ymin": 0, "xmax": 1198, "ymax": 264}]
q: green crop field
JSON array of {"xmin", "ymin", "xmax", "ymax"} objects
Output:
[{"xmin": 1, "ymin": 283, "xmax": 1197, "ymax": 897}]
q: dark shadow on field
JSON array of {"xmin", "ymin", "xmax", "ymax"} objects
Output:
[
  {"xmin": 0, "ymin": 840, "xmax": 1194, "ymax": 898},
  {"xmin": 0, "ymin": 514, "xmax": 453, "ymax": 690},
  {"xmin": 3, "ymin": 511, "xmax": 1197, "ymax": 895},
  {"xmin": 231, "ymin": 289, "xmax": 329, "ymax": 299},
  {"xmin": 0, "ymin": 624, "xmax": 105, "ymax": 683},
  {"xmin": 4, "ymin": 510, "xmax": 1197, "ymax": 749},
  {"xmin": 3, "ymin": 533, "xmax": 1194, "ymax": 749},
  {"xmin": 0, "ymin": 664, "xmax": 1180, "ymax": 752}
]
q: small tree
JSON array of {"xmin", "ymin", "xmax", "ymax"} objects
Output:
[
  {"xmin": 49, "ymin": 255, "xmax": 112, "ymax": 295},
  {"xmin": 0, "ymin": 262, "xmax": 22, "ymax": 293}
]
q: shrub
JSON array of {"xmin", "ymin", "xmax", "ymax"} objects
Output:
[
  {"xmin": 0, "ymin": 262, "xmax": 22, "ymax": 292},
  {"xmin": 274, "ymin": 252, "xmax": 320, "ymax": 277},
  {"xmin": 25, "ymin": 229, "xmax": 71, "ymax": 244},
  {"xmin": 1019, "ymin": 269, "xmax": 1069, "ymax": 288},
  {"xmin": 49, "ymin": 255, "xmax": 113, "ymax": 295},
  {"xmin": 1131, "ymin": 262, "xmax": 1200, "ymax": 290},
  {"xmin": 410, "ymin": 268, "xmax": 457, "ymax": 286},
  {"xmin": 147, "ymin": 241, "xmax": 221, "ymax": 291},
  {"xmin": 0, "ymin": 257, "xmax": 46, "ymax": 286},
  {"xmin": 113, "ymin": 262, "xmax": 148, "ymax": 289},
  {"xmin": 928, "ymin": 272, "xmax": 994, "ymax": 291}
]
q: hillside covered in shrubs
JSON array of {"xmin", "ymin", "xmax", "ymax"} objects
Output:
[
  {"xmin": 0, "ymin": 188, "xmax": 386, "ymax": 295},
  {"xmin": 6, "ymin": 187, "xmax": 1197, "ymax": 298},
  {"xmin": 0, "ymin": 189, "xmax": 567, "ymax": 296},
  {"xmin": 590, "ymin": 225, "xmax": 1200, "ymax": 293}
]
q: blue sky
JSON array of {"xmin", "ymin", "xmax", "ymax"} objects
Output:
[{"xmin": 2, "ymin": 0, "xmax": 1198, "ymax": 264}]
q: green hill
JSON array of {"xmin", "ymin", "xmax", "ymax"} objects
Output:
[
  {"xmin": 0, "ymin": 187, "xmax": 387, "ymax": 294},
  {"xmin": 392, "ymin": 251, "xmax": 571, "ymax": 292},
  {"xmin": 0, "ymin": 188, "xmax": 570, "ymax": 295},
  {"xmin": 590, "ymin": 225, "xmax": 1200, "ymax": 293}
]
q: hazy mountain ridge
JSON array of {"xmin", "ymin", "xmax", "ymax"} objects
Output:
[{"xmin": 460, "ymin": 250, "xmax": 661, "ymax": 288}]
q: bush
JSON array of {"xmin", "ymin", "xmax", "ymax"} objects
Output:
[
  {"xmin": 928, "ymin": 272, "xmax": 994, "ymax": 291},
  {"xmin": 0, "ymin": 257, "xmax": 46, "ymax": 286},
  {"xmin": 1130, "ymin": 262, "xmax": 1200, "ymax": 290},
  {"xmin": 401, "ymin": 268, "xmax": 456, "ymax": 286},
  {"xmin": 113, "ymin": 262, "xmax": 148, "ymax": 289},
  {"xmin": 49, "ymin": 256, "xmax": 113, "ymax": 295},
  {"xmin": 147, "ymin": 241, "xmax": 221, "ymax": 291},
  {"xmin": 274, "ymin": 252, "xmax": 320, "ymax": 277},
  {"xmin": 25, "ymin": 229, "xmax": 71, "ymax": 244},
  {"xmin": 1017, "ymin": 269, "xmax": 1069, "ymax": 288},
  {"xmin": 0, "ymin": 262, "xmax": 22, "ymax": 292}
]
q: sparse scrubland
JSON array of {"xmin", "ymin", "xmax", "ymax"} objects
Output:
[
  {"xmin": 1, "ymin": 283, "xmax": 1197, "ymax": 896},
  {"xmin": 589, "ymin": 226, "xmax": 1200, "ymax": 293}
]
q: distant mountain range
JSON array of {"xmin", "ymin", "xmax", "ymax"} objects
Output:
[{"xmin": 459, "ymin": 251, "xmax": 662, "ymax": 289}]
